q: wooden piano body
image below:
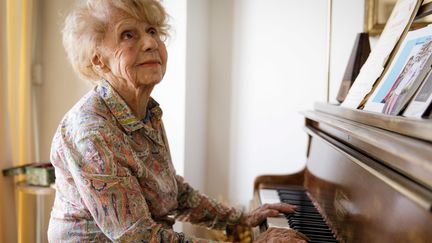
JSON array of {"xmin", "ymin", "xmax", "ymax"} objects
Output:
[{"xmin": 252, "ymin": 103, "xmax": 432, "ymax": 243}]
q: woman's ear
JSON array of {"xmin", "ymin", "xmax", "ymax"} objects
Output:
[{"xmin": 91, "ymin": 53, "xmax": 110, "ymax": 73}]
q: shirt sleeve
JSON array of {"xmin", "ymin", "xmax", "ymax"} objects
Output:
[
  {"xmin": 65, "ymin": 128, "xmax": 217, "ymax": 243},
  {"xmin": 175, "ymin": 175, "xmax": 243, "ymax": 230}
]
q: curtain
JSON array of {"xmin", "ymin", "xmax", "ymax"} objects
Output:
[{"xmin": 1, "ymin": 0, "xmax": 35, "ymax": 242}]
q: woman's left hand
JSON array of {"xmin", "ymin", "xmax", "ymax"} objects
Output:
[{"xmin": 240, "ymin": 203, "xmax": 297, "ymax": 227}]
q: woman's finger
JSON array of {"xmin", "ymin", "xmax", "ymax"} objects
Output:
[
  {"xmin": 266, "ymin": 202, "xmax": 297, "ymax": 213},
  {"xmin": 261, "ymin": 209, "xmax": 280, "ymax": 217},
  {"xmin": 250, "ymin": 209, "xmax": 279, "ymax": 226}
]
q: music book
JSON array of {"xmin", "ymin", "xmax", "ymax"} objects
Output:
[
  {"xmin": 341, "ymin": 0, "xmax": 423, "ymax": 109},
  {"xmin": 363, "ymin": 25, "xmax": 432, "ymax": 114}
]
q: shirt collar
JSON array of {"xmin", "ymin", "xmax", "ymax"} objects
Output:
[{"xmin": 96, "ymin": 79, "xmax": 162, "ymax": 133}]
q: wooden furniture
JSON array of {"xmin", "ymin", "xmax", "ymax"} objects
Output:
[{"xmin": 252, "ymin": 103, "xmax": 432, "ymax": 243}]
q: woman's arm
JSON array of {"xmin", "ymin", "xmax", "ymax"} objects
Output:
[
  {"xmin": 65, "ymin": 128, "xmax": 215, "ymax": 242},
  {"xmin": 175, "ymin": 175, "xmax": 243, "ymax": 229}
]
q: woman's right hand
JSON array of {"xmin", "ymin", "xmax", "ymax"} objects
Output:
[{"xmin": 254, "ymin": 227, "xmax": 309, "ymax": 243}]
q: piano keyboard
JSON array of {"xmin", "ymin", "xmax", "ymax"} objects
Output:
[{"xmin": 259, "ymin": 187, "xmax": 338, "ymax": 243}]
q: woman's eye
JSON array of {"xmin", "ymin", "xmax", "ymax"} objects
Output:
[
  {"xmin": 147, "ymin": 27, "xmax": 158, "ymax": 36},
  {"xmin": 121, "ymin": 31, "xmax": 135, "ymax": 40}
]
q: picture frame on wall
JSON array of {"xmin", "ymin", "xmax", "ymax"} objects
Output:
[{"xmin": 365, "ymin": 0, "xmax": 432, "ymax": 36}]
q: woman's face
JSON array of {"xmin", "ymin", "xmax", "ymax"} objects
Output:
[{"xmin": 97, "ymin": 8, "xmax": 168, "ymax": 88}]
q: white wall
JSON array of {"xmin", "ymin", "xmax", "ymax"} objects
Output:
[
  {"xmin": 197, "ymin": 0, "xmax": 365, "ymax": 206},
  {"xmin": 330, "ymin": 0, "xmax": 365, "ymax": 102},
  {"xmin": 205, "ymin": 0, "xmax": 235, "ymax": 200},
  {"xmin": 184, "ymin": 0, "xmax": 210, "ymax": 191},
  {"xmin": 207, "ymin": 0, "xmax": 329, "ymax": 206},
  {"xmin": 153, "ymin": 0, "xmax": 187, "ymax": 176}
]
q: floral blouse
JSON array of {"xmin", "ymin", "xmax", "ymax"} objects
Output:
[{"xmin": 48, "ymin": 79, "xmax": 242, "ymax": 242}]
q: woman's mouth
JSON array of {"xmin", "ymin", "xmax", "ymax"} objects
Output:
[{"xmin": 138, "ymin": 60, "xmax": 161, "ymax": 67}]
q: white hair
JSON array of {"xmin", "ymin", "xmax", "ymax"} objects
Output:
[{"xmin": 62, "ymin": 0, "xmax": 169, "ymax": 82}]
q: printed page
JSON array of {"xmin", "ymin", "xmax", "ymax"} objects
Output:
[
  {"xmin": 341, "ymin": 0, "xmax": 422, "ymax": 109},
  {"xmin": 364, "ymin": 25, "xmax": 432, "ymax": 112}
]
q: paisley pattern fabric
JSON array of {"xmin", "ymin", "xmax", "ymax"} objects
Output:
[{"xmin": 48, "ymin": 79, "xmax": 242, "ymax": 242}]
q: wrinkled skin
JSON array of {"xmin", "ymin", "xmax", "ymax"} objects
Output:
[
  {"xmin": 240, "ymin": 203, "xmax": 297, "ymax": 227},
  {"xmin": 92, "ymin": 7, "xmax": 168, "ymax": 119},
  {"xmin": 255, "ymin": 227, "xmax": 309, "ymax": 243},
  {"xmin": 240, "ymin": 203, "xmax": 309, "ymax": 242}
]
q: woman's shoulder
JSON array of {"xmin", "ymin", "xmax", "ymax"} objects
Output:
[{"xmin": 60, "ymin": 89, "xmax": 117, "ymax": 136}]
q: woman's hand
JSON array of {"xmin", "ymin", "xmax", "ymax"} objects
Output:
[
  {"xmin": 240, "ymin": 203, "xmax": 297, "ymax": 227},
  {"xmin": 254, "ymin": 227, "xmax": 308, "ymax": 243}
]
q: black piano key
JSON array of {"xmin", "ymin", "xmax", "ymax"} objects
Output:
[
  {"xmin": 308, "ymin": 236, "xmax": 338, "ymax": 243},
  {"xmin": 288, "ymin": 211, "xmax": 322, "ymax": 217},
  {"xmin": 281, "ymin": 194, "xmax": 308, "ymax": 199},
  {"xmin": 290, "ymin": 216, "xmax": 323, "ymax": 222},
  {"xmin": 277, "ymin": 187, "xmax": 306, "ymax": 193},
  {"xmin": 290, "ymin": 219, "xmax": 328, "ymax": 227},
  {"xmin": 281, "ymin": 199, "xmax": 315, "ymax": 207},
  {"xmin": 290, "ymin": 211, "xmax": 323, "ymax": 217},
  {"xmin": 289, "ymin": 214, "xmax": 325, "ymax": 221},
  {"xmin": 296, "ymin": 231, "xmax": 335, "ymax": 240},
  {"xmin": 294, "ymin": 204, "xmax": 319, "ymax": 210},
  {"xmin": 294, "ymin": 228, "xmax": 335, "ymax": 237},
  {"xmin": 290, "ymin": 222, "xmax": 330, "ymax": 231},
  {"xmin": 279, "ymin": 192, "xmax": 309, "ymax": 197},
  {"xmin": 273, "ymin": 188, "xmax": 338, "ymax": 242},
  {"xmin": 294, "ymin": 207, "xmax": 322, "ymax": 214},
  {"xmin": 291, "ymin": 212, "xmax": 322, "ymax": 218},
  {"xmin": 289, "ymin": 216, "xmax": 324, "ymax": 222},
  {"xmin": 280, "ymin": 197, "xmax": 313, "ymax": 205},
  {"xmin": 282, "ymin": 200, "xmax": 315, "ymax": 207},
  {"xmin": 279, "ymin": 193, "xmax": 310, "ymax": 199},
  {"xmin": 289, "ymin": 215, "xmax": 324, "ymax": 221},
  {"xmin": 293, "ymin": 226, "xmax": 334, "ymax": 235},
  {"xmin": 290, "ymin": 221, "xmax": 330, "ymax": 229},
  {"xmin": 309, "ymin": 239, "xmax": 338, "ymax": 243},
  {"xmin": 292, "ymin": 224, "xmax": 331, "ymax": 233}
]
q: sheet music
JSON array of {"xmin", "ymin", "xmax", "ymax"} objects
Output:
[{"xmin": 342, "ymin": 0, "xmax": 422, "ymax": 109}]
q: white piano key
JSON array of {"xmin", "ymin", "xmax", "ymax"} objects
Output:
[
  {"xmin": 266, "ymin": 216, "xmax": 290, "ymax": 229},
  {"xmin": 259, "ymin": 189, "xmax": 290, "ymax": 229},
  {"xmin": 259, "ymin": 189, "xmax": 281, "ymax": 204}
]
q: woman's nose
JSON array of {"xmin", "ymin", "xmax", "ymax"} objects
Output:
[{"xmin": 140, "ymin": 33, "xmax": 158, "ymax": 52}]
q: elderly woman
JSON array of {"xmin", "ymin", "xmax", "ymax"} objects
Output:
[{"xmin": 48, "ymin": 0, "xmax": 308, "ymax": 242}]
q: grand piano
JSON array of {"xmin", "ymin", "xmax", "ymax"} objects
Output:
[{"xmin": 251, "ymin": 103, "xmax": 432, "ymax": 243}]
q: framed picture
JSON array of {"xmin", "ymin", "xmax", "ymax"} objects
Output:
[
  {"xmin": 363, "ymin": 26, "xmax": 432, "ymax": 113},
  {"xmin": 365, "ymin": 0, "xmax": 432, "ymax": 36},
  {"xmin": 382, "ymin": 37, "xmax": 432, "ymax": 115}
]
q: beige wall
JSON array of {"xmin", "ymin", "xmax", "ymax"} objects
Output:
[{"xmin": 38, "ymin": 0, "xmax": 92, "ymax": 162}]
